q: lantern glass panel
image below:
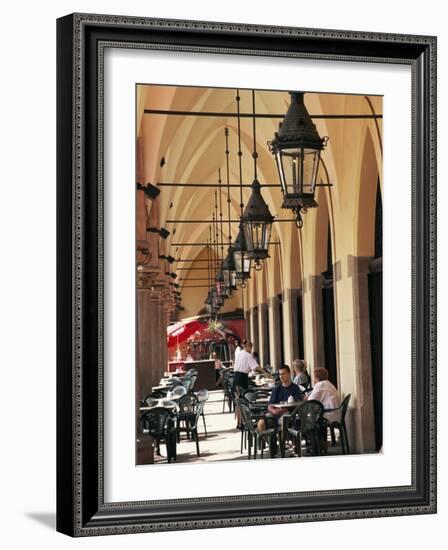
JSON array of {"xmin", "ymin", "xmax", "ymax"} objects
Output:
[
  {"xmin": 233, "ymin": 249, "xmax": 243, "ymax": 274},
  {"xmin": 243, "ymin": 255, "xmax": 251, "ymax": 274},
  {"xmin": 279, "ymin": 147, "xmax": 320, "ymax": 196},
  {"xmin": 275, "ymin": 151, "xmax": 287, "ymax": 194},
  {"xmin": 223, "ymin": 268, "xmax": 236, "ymax": 290},
  {"xmin": 244, "ymin": 221, "xmax": 272, "ymax": 257},
  {"xmin": 230, "ymin": 270, "xmax": 236, "ymax": 288},
  {"xmin": 302, "ymin": 148, "xmax": 321, "ymax": 194},
  {"xmin": 233, "ymin": 249, "xmax": 251, "ymax": 279}
]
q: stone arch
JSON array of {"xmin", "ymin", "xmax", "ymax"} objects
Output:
[
  {"xmin": 289, "ymin": 223, "xmax": 301, "ymax": 289},
  {"xmin": 355, "ymin": 127, "xmax": 381, "ymax": 257},
  {"xmin": 267, "ymin": 228, "xmax": 283, "ymax": 298},
  {"xmin": 314, "ymin": 184, "xmax": 331, "ymax": 275}
]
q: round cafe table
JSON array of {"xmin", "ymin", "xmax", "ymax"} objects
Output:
[
  {"xmin": 269, "ymin": 401, "xmax": 302, "ymax": 409},
  {"xmin": 140, "ymin": 399, "xmax": 179, "ymax": 412}
]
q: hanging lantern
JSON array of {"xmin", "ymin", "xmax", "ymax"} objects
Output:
[
  {"xmin": 205, "ymin": 291, "xmax": 213, "ymax": 315},
  {"xmin": 221, "ymin": 247, "xmax": 237, "ymax": 297},
  {"xmin": 241, "ymin": 89, "xmax": 275, "ymax": 269},
  {"xmin": 216, "ymin": 264, "xmax": 230, "ymax": 299},
  {"xmin": 241, "ymin": 179, "xmax": 274, "ymax": 269},
  {"xmin": 215, "ymin": 277, "xmax": 225, "ymax": 307},
  {"xmin": 210, "ymin": 288, "xmax": 222, "ymax": 313},
  {"xmin": 269, "ymin": 92, "xmax": 328, "ymax": 227},
  {"xmin": 232, "ymin": 224, "xmax": 251, "ymax": 286}
]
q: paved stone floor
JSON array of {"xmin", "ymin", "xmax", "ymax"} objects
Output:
[
  {"xmin": 154, "ymin": 389, "xmax": 346, "ymax": 464},
  {"xmin": 154, "ymin": 390, "xmax": 245, "ymax": 464}
]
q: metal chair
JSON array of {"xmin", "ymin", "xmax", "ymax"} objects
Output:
[
  {"xmin": 176, "ymin": 393, "xmax": 198, "ymax": 442},
  {"xmin": 158, "ymin": 399, "xmax": 179, "ymax": 413},
  {"xmin": 195, "ymin": 389, "xmax": 209, "ymax": 436},
  {"xmin": 140, "ymin": 407, "xmax": 177, "ymax": 463},
  {"xmin": 325, "ymin": 393, "xmax": 351, "ymax": 454},
  {"xmin": 167, "ymin": 385, "xmax": 187, "ymax": 400},
  {"xmin": 141, "ymin": 395, "xmax": 159, "ymax": 408},
  {"xmin": 285, "ymin": 400, "xmax": 324, "ymax": 457},
  {"xmin": 234, "ymin": 395, "xmax": 250, "ymax": 453},
  {"xmin": 176, "ymin": 398, "xmax": 204, "ymax": 457},
  {"xmin": 237, "ymin": 399, "xmax": 277, "ymax": 459},
  {"xmin": 222, "ymin": 371, "xmax": 235, "ymax": 412}
]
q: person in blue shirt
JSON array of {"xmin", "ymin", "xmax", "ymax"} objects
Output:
[{"xmin": 257, "ymin": 365, "xmax": 303, "ymax": 439}]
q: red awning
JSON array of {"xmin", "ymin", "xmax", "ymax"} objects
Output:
[{"xmin": 167, "ymin": 320, "xmax": 203, "ymax": 348}]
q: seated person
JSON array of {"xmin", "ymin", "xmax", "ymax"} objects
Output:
[
  {"xmin": 211, "ymin": 351, "xmax": 223, "ymax": 383},
  {"xmin": 292, "ymin": 359, "xmax": 311, "ymax": 389},
  {"xmin": 257, "ymin": 365, "xmax": 303, "ymax": 435},
  {"xmin": 305, "ymin": 367, "xmax": 341, "ymax": 422}
]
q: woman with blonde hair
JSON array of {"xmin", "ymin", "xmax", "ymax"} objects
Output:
[{"xmin": 292, "ymin": 359, "xmax": 311, "ymax": 389}]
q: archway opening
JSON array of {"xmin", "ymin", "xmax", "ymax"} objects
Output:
[
  {"xmin": 368, "ymin": 178, "xmax": 383, "ymax": 451},
  {"xmin": 322, "ymin": 223, "xmax": 338, "ymax": 387}
]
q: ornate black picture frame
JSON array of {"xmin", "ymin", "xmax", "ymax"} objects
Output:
[{"xmin": 56, "ymin": 13, "xmax": 437, "ymax": 536}]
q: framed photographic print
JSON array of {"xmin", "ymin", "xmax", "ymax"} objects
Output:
[{"xmin": 56, "ymin": 13, "xmax": 436, "ymax": 536}]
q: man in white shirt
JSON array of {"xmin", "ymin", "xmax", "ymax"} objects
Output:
[
  {"xmin": 233, "ymin": 338, "xmax": 245, "ymax": 364},
  {"xmin": 233, "ymin": 340, "xmax": 259, "ymax": 391}
]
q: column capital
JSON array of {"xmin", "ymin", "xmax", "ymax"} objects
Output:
[
  {"xmin": 306, "ymin": 274, "xmax": 324, "ymax": 293},
  {"xmin": 333, "ymin": 260, "xmax": 342, "ymax": 282},
  {"xmin": 137, "ymin": 271, "xmax": 157, "ymax": 290},
  {"xmin": 347, "ymin": 255, "xmax": 373, "ymax": 277},
  {"xmin": 282, "ymin": 288, "xmax": 301, "ymax": 301}
]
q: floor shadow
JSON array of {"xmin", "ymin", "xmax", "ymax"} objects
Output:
[{"xmin": 25, "ymin": 512, "xmax": 56, "ymax": 530}]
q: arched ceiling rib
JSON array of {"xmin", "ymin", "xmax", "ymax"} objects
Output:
[{"xmin": 139, "ymin": 85, "xmax": 383, "ymax": 311}]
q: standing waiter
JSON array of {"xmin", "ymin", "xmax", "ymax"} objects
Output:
[{"xmin": 233, "ymin": 340, "xmax": 260, "ymax": 391}]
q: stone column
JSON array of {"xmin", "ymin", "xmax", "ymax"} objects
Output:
[
  {"xmin": 137, "ymin": 290, "xmax": 168, "ymax": 392},
  {"xmin": 244, "ymin": 309, "xmax": 251, "ymax": 342},
  {"xmin": 258, "ymin": 303, "xmax": 269, "ymax": 367},
  {"xmin": 282, "ymin": 288, "xmax": 300, "ymax": 367},
  {"xmin": 303, "ymin": 275, "xmax": 325, "ymax": 376},
  {"xmin": 160, "ymin": 301, "xmax": 169, "ymax": 382},
  {"xmin": 348, "ymin": 255, "xmax": 376, "ymax": 453},
  {"xmin": 136, "ymin": 288, "xmax": 155, "ymax": 401},
  {"xmin": 268, "ymin": 296, "xmax": 282, "ymax": 371},
  {"xmin": 250, "ymin": 307, "xmax": 259, "ymax": 351}
]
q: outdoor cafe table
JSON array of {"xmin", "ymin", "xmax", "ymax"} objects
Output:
[
  {"xmin": 269, "ymin": 401, "xmax": 303, "ymax": 409},
  {"xmin": 248, "ymin": 400, "xmax": 270, "ymax": 414},
  {"xmin": 140, "ymin": 405, "xmax": 178, "ymax": 412},
  {"xmin": 140, "ymin": 398, "xmax": 181, "ymax": 412}
]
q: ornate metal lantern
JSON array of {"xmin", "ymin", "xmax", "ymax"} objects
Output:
[
  {"xmin": 205, "ymin": 291, "xmax": 213, "ymax": 315},
  {"xmin": 242, "ymin": 179, "xmax": 274, "ymax": 269},
  {"xmin": 269, "ymin": 92, "xmax": 328, "ymax": 227},
  {"xmin": 232, "ymin": 224, "xmax": 251, "ymax": 286},
  {"xmin": 221, "ymin": 248, "xmax": 237, "ymax": 297},
  {"xmin": 215, "ymin": 281, "xmax": 224, "ymax": 307},
  {"xmin": 241, "ymin": 90, "xmax": 275, "ymax": 268}
]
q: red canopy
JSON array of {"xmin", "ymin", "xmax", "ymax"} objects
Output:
[{"xmin": 167, "ymin": 320, "xmax": 203, "ymax": 348}]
